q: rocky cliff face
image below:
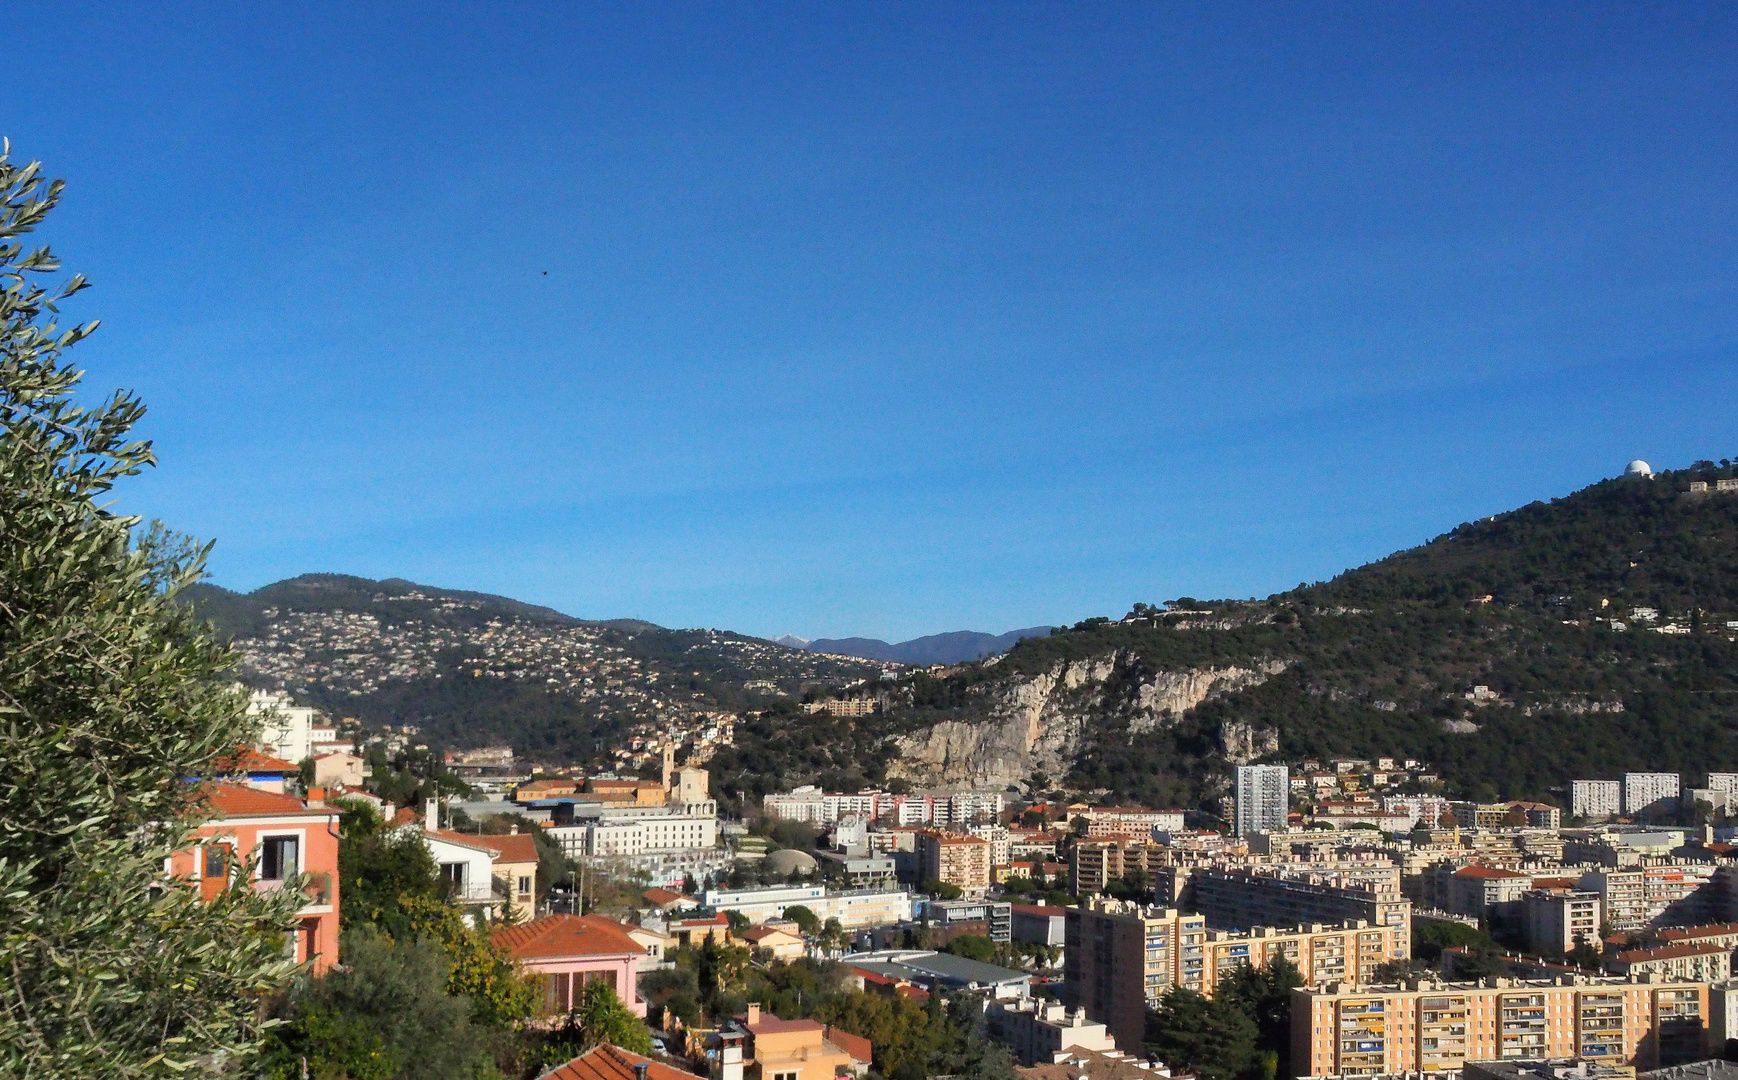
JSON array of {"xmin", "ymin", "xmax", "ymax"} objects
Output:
[{"xmin": 887, "ymin": 652, "xmax": 1287, "ymax": 789}]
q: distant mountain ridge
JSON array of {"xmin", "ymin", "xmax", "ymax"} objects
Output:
[{"xmin": 798, "ymin": 626, "xmax": 1055, "ymax": 665}]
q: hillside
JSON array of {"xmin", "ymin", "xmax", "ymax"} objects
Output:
[
  {"xmin": 185, "ymin": 574, "xmax": 892, "ymax": 763},
  {"xmin": 799, "ymin": 626, "xmax": 1055, "ymax": 665},
  {"xmin": 709, "ymin": 462, "xmax": 1738, "ymax": 808}
]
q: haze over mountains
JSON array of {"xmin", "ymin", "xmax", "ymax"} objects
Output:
[{"xmin": 775, "ymin": 627, "xmax": 1055, "ymax": 665}]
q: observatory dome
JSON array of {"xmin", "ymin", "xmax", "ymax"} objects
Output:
[
  {"xmin": 1624, "ymin": 459, "xmax": 1653, "ymax": 477},
  {"xmin": 765, "ymin": 848, "xmax": 818, "ymax": 876}
]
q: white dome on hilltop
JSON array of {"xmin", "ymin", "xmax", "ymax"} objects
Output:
[{"xmin": 1624, "ymin": 459, "xmax": 1653, "ymax": 476}]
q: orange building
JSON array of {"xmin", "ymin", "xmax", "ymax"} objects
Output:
[
  {"xmin": 492, "ymin": 914, "xmax": 650, "ymax": 1017},
  {"xmin": 170, "ymin": 782, "xmax": 342, "ymax": 973}
]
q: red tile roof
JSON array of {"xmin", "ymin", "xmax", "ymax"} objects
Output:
[
  {"xmin": 825, "ymin": 1026, "xmax": 873, "ymax": 1064},
  {"xmin": 1656, "ymin": 922, "xmax": 1738, "ymax": 942},
  {"xmin": 669, "ymin": 913, "xmax": 731, "ymax": 929},
  {"xmin": 491, "ymin": 915, "xmax": 645, "ymax": 961},
  {"xmin": 488, "ymin": 833, "xmax": 540, "ymax": 865},
  {"xmin": 1012, "ymin": 904, "xmax": 1067, "ymax": 916},
  {"xmin": 1618, "ymin": 942, "xmax": 1728, "ymax": 963},
  {"xmin": 197, "ymin": 782, "xmax": 329, "ymax": 819},
  {"xmin": 542, "ymin": 1044, "xmax": 705, "ymax": 1080},
  {"xmin": 643, "ymin": 887, "xmax": 693, "ymax": 907},
  {"xmin": 424, "ymin": 828, "xmax": 502, "ymax": 853},
  {"xmin": 742, "ymin": 926, "xmax": 801, "ymax": 944},
  {"xmin": 747, "ymin": 1016, "xmax": 825, "ymax": 1035},
  {"xmin": 212, "ymin": 748, "xmax": 298, "ymax": 773}
]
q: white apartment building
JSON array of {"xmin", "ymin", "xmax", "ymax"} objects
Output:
[
  {"xmin": 1624, "ymin": 772, "xmax": 1681, "ymax": 816},
  {"xmin": 1572, "ymin": 779, "xmax": 1623, "ymax": 820},
  {"xmin": 969, "ymin": 825, "xmax": 1013, "ymax": 867},
  {"xmin": 762, "ymin": 788, "xmax": 1005, "ymax": 828},
  {"xmin": 248, "ymin": 689, "xmax": 320, "ymax": 764},
  {"xmin": 1707, "ymin": 773, "xmax": 1738, "ymax": 796},
  {"xmin": 1382, "ymin": 795, "xmax": 1452, "ymax": 829},
  {"xmin": 1234, "ymin": 764, "xmax": 1289, "ymax": 837},
  {"xmin": 546, "ymin": 813, "xmax": 717, "ymax": 859},
  {"xmin": 701, "ymin": 884, "xmax": 913, "ymax": 929}
]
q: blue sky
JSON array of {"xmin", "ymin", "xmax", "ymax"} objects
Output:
[{"xmin": 12, "ymin": 4, "xmax": 1736, "ymax": 641}]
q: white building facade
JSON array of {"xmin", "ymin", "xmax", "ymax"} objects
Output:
[
  {"xmin": 1624, "ymin": 772, "xmax": 1681, "ymax": 816},
  {"xmin": 1234, "ymin": 764, "xmax": 1289, "ymax": 837},
  {"xmin": 1571, "ymin": 779, "xmax": 1622, "ymax": 820}
]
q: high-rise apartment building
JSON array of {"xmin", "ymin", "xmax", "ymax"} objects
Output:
[
  {"xmin": 915, "ymin": 831, "xmax": 992, "ymax": 895},
  {"xmin": 1624, "ymin": 772, "xmax": 1681, "ymax": 816},
  {"xmin": 1189, "ymin": 867, "xmax": 1411, "ymax": 937},
  {"xmin": 1064, "ymin": 900, "xmax": 1407, "ymax": 1053},
  {"xmin": 1571, "ymin": 780, "xmax": 1622, "ymax": 820},
  {"xmin": 1235, "ymin": 765, "xmax": 1289, "ymax": 837},
  {"xmin": 1292, "ymin": 976, "xmax": 1711, "ymax": 1077}
]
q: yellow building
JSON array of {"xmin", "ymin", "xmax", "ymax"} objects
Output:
[
  {"xmin": 1291, "ymin": 976, "xmax": 1710, "ymax": 1078},
  {"xmin": 1064, "ymin": 899, "xmax": 1408, "ymax": 1053},
  {"xmin": 917, "ymin": 831, "xmax": 992, "ymax": 895}
]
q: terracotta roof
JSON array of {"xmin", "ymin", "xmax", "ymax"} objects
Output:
[
  {"xmin": 391, "ymin": 805, "xmax": 420, "ymax": 826},
  {"xmin": 491, "ymin": 915, "xmax": 645, "ymax": 961},
  {"xmin": 212, "ymin": 748, "xmax": 298, "ymax": 773},
  {"xmin": 854, "ymin": 968, "xmax": 899, "ymax": 986},
  {"xmin": 424, "ymin": 828, "xmax": 502, "ymax": 853},
  {"xmin": 489, "ymin": 833, "xmax": 540, "ymax": 864},
  {"xmin": 1012, "ymin": 904, "xmax": 1066, "ymax": 916},
  {"xmin": 825, "ymin": 1026, "xmax": 873, "ymax": 1064},
  {"xmin": 542, "ymin": 1044, "xmax": 706, "ymax": 1080},
  {"xmin": 1657, "ymin": 922, "xmax": 1738, "ymax": 942},
  {"xmin": 742, "ymin": 926, "xmax": 800, "ymax": 943},
  {"xmin": 643, "ymin": 887, "xmax": 693, "ymax": 906},
  {"xmin": 1618, "ymin": 942, "xmax": 1729, "ymax": 963},
  {"xmin": 1018, "ymin": 1047, "xmax": 1192, "ymax": 1080},
  {"xmin": 1453, "ymin": 865, "xmax": 1528, "ymax": 879},
  {"xmin": 197, "ymin": 782, "xmax": 329, "ymax": 818},
  {"xmin": 894, "ymin": 985, "xmax": 930, "ymax": 1001},
  {"xmin": 747, "ymin": 1016, "xmax": 825, "ymax": 1035},
  {"xmin": 670, "ymin": 913, "xmax": 731, "ymax": 928},
  {"xmin": 313, "ymin": 750, "xmax": 360, "ymax": 761}
]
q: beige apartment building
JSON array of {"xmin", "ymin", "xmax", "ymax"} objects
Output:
[
  {"xmin": 1292, "ymin": 976, "xmax": 1711, "ymax": 1078},
  {"xmin": 917, "ymin": 831, "xmax": 992, "ymax": 895},
  {"xmin": 1064, "ymin": 899, "xmax": 1408, "ymax": 1053},
  {"xmin": 1610, "ymin": 942, "xmax": 1730, "ymax": 983}
]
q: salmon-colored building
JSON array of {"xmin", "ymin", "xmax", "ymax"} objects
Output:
[
  {"xmin": 169, "ymin": 782, "xmax": 342, "ymax": 973},
  {"xmin": 491, "ymin": 914, "xmax": 650, "ymax": 1017}
]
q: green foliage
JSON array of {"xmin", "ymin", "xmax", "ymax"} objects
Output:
[
  {"xmin": 1413, "ymin": 920, "xmax": 1497, "ymax": 962},
  {"xmin": 340, "ymin": 818, "xmax": 445, "ymax": 937},
  {"xmin": 0, "ymin": 144, "xmax": 307, "ymax": 1077},
  {"xmin": 942, "ymin": 935, "xmax": 997, "ymax": 962},
  {"xmin": 392, "ymin": 894, "xmax": 539, "ymax": 1028},
  {"xmin": 784, "ymin": 904, "xmax": 820, "ymax": 935},
  {"xmin": 260, "ymin": 927, "xmax": 500, "ymax": 1080},
  {"xmin": 529, "ymin": 981, "xmax": 655, "ymax": 1068},
  {"xmin": 922, "ymin": 878, "xmax": 964, "ymax": 901},
  {"xmin": 1146, "ymin": 985, "xmax": 1259, "ymax": 1080}
]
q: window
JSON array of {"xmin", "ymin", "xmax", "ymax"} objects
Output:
[
  {"xmin": 261, "ymin": 836, "xmax": 299, "ymax": 880},
  {"xmin": 774, "ymin": 1072, "xmax": 799, "ymax": 1080},
  {"xmin": 519, "ymin": 875, "xmax": 532, "ymax": 895},
  {"xmin": 204, "ymin": 844, "xmax": 231, "ymax": 878},
  {"xmin": 440, "ymin": 862, "xmax": 467, "ymax": 891}
]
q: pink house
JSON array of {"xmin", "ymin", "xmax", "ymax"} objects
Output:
[{"xmin": 492, "ymin": 914, "xmax": 649, "ymax": 1017}]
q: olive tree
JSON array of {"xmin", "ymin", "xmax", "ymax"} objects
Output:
[{"xmin": 0, "ymin": 142, "xmax": 305, "ymax": 1076}]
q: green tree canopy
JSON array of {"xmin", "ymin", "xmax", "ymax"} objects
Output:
[{"xmin": 0, "ymin": 143, "xmax": 306, "ymax": 1076}]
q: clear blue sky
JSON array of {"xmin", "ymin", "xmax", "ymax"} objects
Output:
[{"xmin": 12, "ymin": 4, "xmax": 1736, "ymax": 641}]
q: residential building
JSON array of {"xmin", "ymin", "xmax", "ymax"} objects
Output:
[
  {"xmin": 1707, "ymin": 774, "xmax": 1738, "ymax": 798},
  {"xmin": 985, "ymin": 999, "xmax": 1117, "ymax": 1066},
  {"xmin": 1625, "ymin": 773, "xmax": 1682, "ymax": 817},
  {"xmin": 1015, "ymin": 1047, "xmax": 1187, "ymax": 1080},
  {"xmin": 1446, "ymin": 866, "xmax": 1535, "ymax": 923},
  {"xmin": 247, "ymin": 689, "xmax": 320, "ymax": 764},
  {"xmin": 742, "ymin": 925, "xmax": 807, "ymax": 961},
  {"xmin": 721, "ymin": 1004, "xmax": 871, "ymax": 1080},
  {"xmin": 701, "ymin": 884, "xmax": 914, "ymax": 929},
  {"xmin": 1071, "ymin": 839, "xmax": 1165, "ymax": 895},
  {"xmin": 665, "ymin": 913, "xmax": 734, "ymax": 948},
  {"xmin": 844, "ymin": 949, "xmax": 1031, "ymax": 999},
  {"xmin": 1082, "ymin": 807, "xmax": 1187, "ymax": 835},
  {"xmin": 492, "ymin": 914, "xmax": 649, "ymax": 1016},
  {"xmin": 969, "ymin": 825, "xmax": 1013, "ymax": 867},
  {"xmin": 312, "ymin": 750, "xmax": 368, "ymax": 788},
  {"xmin": 1461, "ymin": 1059, "xmax": 1644, "ymax": 1080},
  {"xmin": 1574, "ymin": 781, "xmax": 1624, "ymax": 821},
  {"xmin": 1610, "ymin": 943, "xmax": 1730, "ymax": 982},
  {"xmin": 1290, "ymin": 976, "xmax": 1712, "ymax": 1077},
  {"xmin": 917, "ymin": 831, "xmax": 993, "ymax": 895},
  {"xmin": 1524, "ymin": 889, "xmax": 1603, "ymax": 956},
  {"xmin": 1188, "ymin": 867, "xmax": 1412, "ymax": 935},
  {"xmin": 172, "ymin": 782, "xmax": 342, "ymax": 973},
  {"xmin": 1013, "ymin": 904, "xmax": 1067, "ymax": 947},
  {"xmin": 1582, "ymin": 870, "xmax": 1650, "ymax": 932},
  {"xmin": 546, "ymin": 814, "xmax": 718, "ymax": 859},
  {"xmin": 542, "ymin": 1044, "xmax": 707, "ymax": 1080},
  {"xmin": 1235, "ymin": 765, "xmax": 1289, "ymax": 838}
]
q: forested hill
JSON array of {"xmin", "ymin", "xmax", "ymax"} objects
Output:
[
  {"xmin": 182, "ymin": 574, "xmax": 890, "ymax": 762},
  {"xmin": 709, "ymin": 462, "xmax": 1738, "ymax": 809}
]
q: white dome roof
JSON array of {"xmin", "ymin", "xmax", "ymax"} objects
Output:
[{"xmin": 1624, "ymin": 459, "xmax": 1653, "ymax": 476}]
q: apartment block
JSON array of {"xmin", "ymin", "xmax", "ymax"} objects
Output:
[
  {"xmin": 1291, "ymin": 976, "xmax": 1711, "ymax": 1077},
  {"xmin": 1064, "ymin": 900, "xmax": 1407, "ymax": 1053},
  {"xmin": 1579, "ymin": 870, "xmax": 1649, "ymax": 932},
  {"xmin": 1188, "ymin": 867, "xmax": 1412, "ymax": 937},
  {"xmin": 917, "ymin": 831, "xmax": 993, "ymax": 895},
  {"xmin": 1624, "ymin": 773, "xmax": 1681, "ymax": 817},
  {"xmin": 1572, "ymin": 781, "xmax": 1623, "ymax": 821},
  {"xmin": 984, "ymin": 999, "xmax": 1117, "ymax": 1066},
  {"xmin": 1070, "ymin": 839, "xmax": 1166, "ymax": 894},
  {"xmin": 1523, "ymin": 889, "xmax": 1602, "ymax": 956},
  {"xmin": 1235, "ymin": 765, "xmax": 1290, "ymax": 838}
]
